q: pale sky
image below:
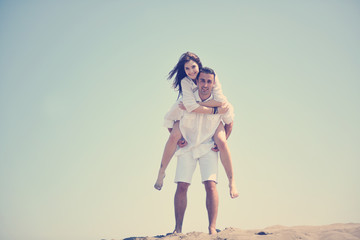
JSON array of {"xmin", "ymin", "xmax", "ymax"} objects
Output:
[{"xmin": 0, "ymin": 1, "xmax": 359, "ymax": 240}]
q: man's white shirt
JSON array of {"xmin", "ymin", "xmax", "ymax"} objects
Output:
[{"xmin": 164, "ymin": 90, "xmax": 234, "ymax": 159}]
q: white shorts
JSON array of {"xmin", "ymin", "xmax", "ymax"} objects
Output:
[{"xmin": 174, "ymin": 150, "xmax": 218, "ymax": 184}]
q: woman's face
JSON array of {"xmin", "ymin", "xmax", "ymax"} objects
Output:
[{"xmin": 184, "ymin": 60, "xmax": 199, "ymax": 80}]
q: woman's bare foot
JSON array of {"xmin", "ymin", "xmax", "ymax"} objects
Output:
[
  {"xmin": 154, "ymin": 171, "xmax": 166, "ymax": 190},
  {"xmin": 229, "ymin": 182, "xmax": 239, "ymax": 199}
]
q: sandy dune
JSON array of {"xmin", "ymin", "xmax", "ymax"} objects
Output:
[{"xmin": 123, "ymin": 223, "xmax": 360, "ymax": 240}]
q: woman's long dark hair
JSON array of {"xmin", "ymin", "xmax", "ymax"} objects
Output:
[{"xmin": 168, "ymin": 52, "xmax": 203, "ymax": 98}]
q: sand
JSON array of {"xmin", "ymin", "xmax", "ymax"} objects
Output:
[{"xmin": 122, "ymin": 223, "xmax": 360, "ymax": 240}]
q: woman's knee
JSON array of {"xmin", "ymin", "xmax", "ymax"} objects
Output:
[
  {"xmin": 214, "ymin": 135, "xmax": 227, "ymax": 150},
  {"xmin": 169, "ymin": 127, "xmax": 182, "ymax": 143}
]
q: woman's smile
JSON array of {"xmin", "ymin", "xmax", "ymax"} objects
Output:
[{"xmin": 184, "ymin": 60, "xmax": 199, "ymax": 80}]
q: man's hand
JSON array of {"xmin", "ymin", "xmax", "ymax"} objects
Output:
[
  {"xmin": 178, "ymin": 102, "xmax": 186, "ymax": 110},
  {"xmin": 211, "ymin": 143, "xmax": 219, "ymax": 152},
  {"xmin": 177, "ymin": 138, "xmax": 188, "ymax": 148}
]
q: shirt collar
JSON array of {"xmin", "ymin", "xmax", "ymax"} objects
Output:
[{"xmin": 194, "ymin": 89, "xmax": 213, "ymax": 102}]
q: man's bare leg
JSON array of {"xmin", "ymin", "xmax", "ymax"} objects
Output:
[
  {"xmin": 154, "ymin": 121, "xmax": 182, "ymax": 190},
  {"xmin": 174, "ymin": 182, "xmax": 189, "ymax": 233},
  {"xmin": 214, "ymin": 124, "xmax": 239, "ymax": 199},
  {"xmin": 204, "ymin": 180, "xmax": 219, "ymax": 235}
]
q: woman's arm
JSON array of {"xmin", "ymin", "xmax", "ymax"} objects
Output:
[
  {"xmin": 199, "ymin": 99, "xmax": 223, "ymax": 107},
  {"xmin": 181, "ymin": 79, "xmax": 201, "ymax": 112},
  {"xmin": 190, "ymin": 105, "xmax": 215, "ymax": 114},
  {"xmin": 179, "ymin": 102, "xmax": 229, "ymax": 114},
  {"xmin": 180, "ymin": 77, "xmax": 227, "ymax": 113}
]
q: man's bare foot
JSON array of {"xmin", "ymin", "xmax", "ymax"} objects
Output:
[
  {"xmin": 154, "ymin": 171, "xmax": 166, "ymax": 190},
  {"xmin": 229, "ymin": 182, "xmax": 239, "ymax": 199},
  {"xmin": 209, "ymin": 227, "xmax": 217, "ymax": 235}
]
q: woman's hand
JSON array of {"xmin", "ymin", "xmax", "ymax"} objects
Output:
[{"xmin": 217, "ymin": 104, "xmax": 229, "ymax": 114}]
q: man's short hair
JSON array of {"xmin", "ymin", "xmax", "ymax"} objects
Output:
[{"xmin": 198, "ymin": 67, "xmax": 216, "ymax": 79}]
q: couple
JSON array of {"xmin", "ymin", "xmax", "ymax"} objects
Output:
[{"xmin": 154, "ymin": 52, "xmax": 238, "ymax": 235}]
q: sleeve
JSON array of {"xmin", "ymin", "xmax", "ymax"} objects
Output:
[
  {"xmin": 180, "ymin": 78, "xmax": 200, "ymax": 112},
  {"xmin": 163, "ymin": 100, "xmax": 184, "ymax": 128},
  {"xmin": 164, "ymin": 119, "xmax": 175, "ymax": 129},
  {"xmin": 222, "ymin": 102, "xmax": 234, "ymax": 124},
  {"xmin": 212, "ymin": 73, "xmax": 228, "ymax": 103}
]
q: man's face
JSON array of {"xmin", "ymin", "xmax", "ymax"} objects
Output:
[{"xmin": 197, "ymin": 72, "xmax": 215, "ymax": 97}]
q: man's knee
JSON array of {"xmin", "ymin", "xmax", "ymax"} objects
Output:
[
  {"xmin": 204, "ymin": 181, "xmax": 217, "ymax": 193},
  {"xmin": 176, "ymin": 182, "xmax": 190, "ymax": 193}
]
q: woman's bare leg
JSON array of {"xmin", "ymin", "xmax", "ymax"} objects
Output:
[
  {"xmin": 213, "ymin": 123, "xmax": 239, "ymax": 199},
  {"xmin": 154, "ymin": 121, "xmax": 182, "ymax": 190}
]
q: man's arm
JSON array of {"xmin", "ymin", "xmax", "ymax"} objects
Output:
[{"xmin": 224, "ymin": 122, "xmax": 233, "ymax": 140}]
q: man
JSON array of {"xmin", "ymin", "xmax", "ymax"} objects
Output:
[{"xmin": 167, "ymin": 67, "xmax": 234, "ymax": 235}]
